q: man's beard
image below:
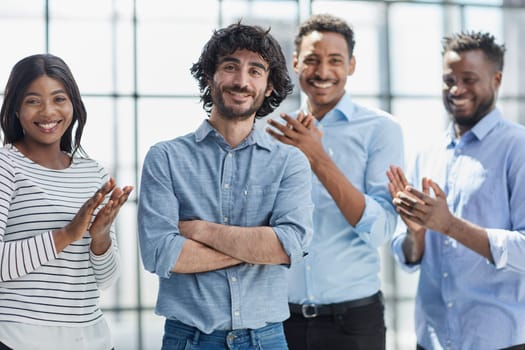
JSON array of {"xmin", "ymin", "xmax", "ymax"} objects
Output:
[
  {"xmin": 446, "ymin": 92, "xmax": 496, "ymax": 128},
  {"xmin": 211, "ymin": 83, "xmax": 266, "ymax": 121}
]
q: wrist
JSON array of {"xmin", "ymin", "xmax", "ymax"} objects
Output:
[
  {"xmin": 443, "ymin": 215, "xmax": 460, "ymax": 237},
  {"xmin": 90, "ymin": 234, "xmax": 112, "ymax": 255},
  {"xmin": 52, "ymin": 228, "xmax": 74, "ymax": 253}
]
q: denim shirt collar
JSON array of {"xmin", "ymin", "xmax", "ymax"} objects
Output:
[{"xmin": 194, "ymin": 119, "xmax": 272, "ymax": 152}]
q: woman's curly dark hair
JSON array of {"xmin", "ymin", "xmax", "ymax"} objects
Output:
[{"xmin": 190, "ymin": 22, "xmax": 293, "ymax": 119}]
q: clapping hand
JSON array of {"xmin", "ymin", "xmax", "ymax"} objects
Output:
[{"xmin": 56, "ymin": 178, "xmax": 133, "ymax": 253}]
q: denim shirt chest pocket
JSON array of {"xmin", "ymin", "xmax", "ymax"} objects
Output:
[{"xmin": 242, "ymin": 183, "xmax": 280, "ymax": 226}]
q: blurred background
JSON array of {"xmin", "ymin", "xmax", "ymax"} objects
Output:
[{"xmin": 0, "ymin": 0, "xmax": 524, "ymax": 349}]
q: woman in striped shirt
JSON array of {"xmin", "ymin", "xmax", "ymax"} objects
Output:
[{"xmin": 0, "ymin": 54, "xmax": 133, "ymax": 350}]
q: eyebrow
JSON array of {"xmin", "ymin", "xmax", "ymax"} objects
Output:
[
  {"xmin": 219, "ymin": 56, "xmax": 269, "ymax": 72},
  {"xmin": 24, "ymin": 89, "xmax": 67, "ymax": 97}
]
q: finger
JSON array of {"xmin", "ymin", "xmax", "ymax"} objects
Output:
[
  {"xmin": 109, "ymin": 187, "xmax": 124, "ymax": 202},
  {"xmin": 388, "ymin": 182, "xmax": 397, "ymax": 198},
  {"xmin": 108, "ymin": 187, "xmax": 133, "ymax": 212},
  {"xmin": 296, "ymin": 111, "xmax": 306, "ymax": 123},
  {"xmin": 405, "ymin": 186, "xmax": 431, "ymax": 204},
  {"xmin": 392, "ymin": 166, "xmax": 409, "ymax": 188},
  {"xmin": 398, "ymin": 210, "xmax": 424, "ymax": 226},
  {"xmin": 299, "ymin": 112, "xmax": 315, "ymax": 128},
  {"xmin": 394, "ymin": 197, "xmax": 418, "ymax": 213},
  {"xmin": 427, "ymin": 178, "xmax": 445, "ymax": 198},
  {"xmin": 100, "ymin": 178, "xmax": 116, "ymax": 194},
  {"xmin": 303, "ymin": 117, "xmax": 312, "ymax": 129},
  {"xmin": 78, "ymin": 190, "xmax": 105, "ymax": 217},
  {"xmin": 422, "ymin": 177, "xmax": 431, "ymax": 195},
  {"xmin": 386, "ymin": 169, "xmax": 401, "ymax": 192},
  {"xmin": 92, "ymin": 179, "xmax": 116, "ymax": 208},
  {"xmin": 267, "ymin": 118, "xmax": 292, "ymax": 135},
  {"xmin": 281, "ymin": 113, "xmax": 309, "ymax": 132},
  {"xmin": 397, "ymin": 191, "xmax": 419, "ymax": 207},
  {"xmin": 266, "ymin": 127, "xmax": 295, "ymax": 145},
  {"xmin": 114, "ymin": 191, "xmax": 132, "ymax": 208},
  {"xmin": 387, "ymin": 166, "xmax": 405, "ymax": 193},
  {"xmin": 396, "ymin": 205, "xmax": 420, "ymax": 221}
]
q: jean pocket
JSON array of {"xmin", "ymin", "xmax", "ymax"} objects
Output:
[{"xmin": 161, "ymin": 336, "xmax": 194, "ymax": 350}]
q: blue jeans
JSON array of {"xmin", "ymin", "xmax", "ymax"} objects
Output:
[{"xmin": 161, "ymin": 319, "xmax": 288, "ymax": 350}]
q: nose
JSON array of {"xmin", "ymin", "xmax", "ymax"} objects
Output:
[
  {"xmin": 314, "ymin": 61, "xmax": 330, "ymax": 78},
  {"xmin": 232, "ymin": 69, "xmax": 249, "ymax": 89},
  {"xmin": 449, "ymin": 82, "xmax": 465, "ymax": 96},
  {"xmin": 40, "ymin": 101, "xmax": 57, "ymax": 116}
]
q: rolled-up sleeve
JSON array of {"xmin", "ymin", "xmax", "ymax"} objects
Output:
[
  {"xmin": 488, "ymin": 228, "xmax": 525, "ymax": 271},
  {"xmin": 270, "ymin": 149, "xmax": 314, "ymax": 267},
  {"xmin": 355, "ymin": 118, "xmax": 404, "ymax": 247},
  {"xmin": 137, "ymin": 145, "xmax": 186, "ymax": 279},
  {"xmin": 486, "ymin": 137, "xmax": 525, "ymax": 273},
  {"xmin": 390, "ymin": 229, "xmax": 421, "ymax": 273}
]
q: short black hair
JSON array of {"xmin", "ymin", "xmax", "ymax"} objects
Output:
[
  {"xmin": 294, "ymin": 13, "xmax": 356, "ymax": 57},
  {"xmin": 442, "ymin": 31, "xmax": 506, "ymax": 71},
  {"xmin": 190, "ymin": 22, "xmax": 293, "ymax": 119}
]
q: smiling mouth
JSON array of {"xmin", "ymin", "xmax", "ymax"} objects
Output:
[
  {"xmin": 448, "ymin": 97, "xmax": 471, "ymax": 109},
  {"xmin": 224, "ymin": 89, "xmax": 254, "ymax": 103},
  {"xmin": 309, "ymin": 80, "xmax": 336, "ymax": 89},
  {"xmin": 35, "ymin": 121, "xmax": 61, "ymax": 131},
  {"xmin": 227, "ymin": 90, "xmax": 251, "ymax": 97}
]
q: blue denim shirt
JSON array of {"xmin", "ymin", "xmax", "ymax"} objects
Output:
[
  {"xmin": 391, "ymin": 109, "xmax": 525, "ymax": 349},
  {"xmin": 138, "ymin": 120, "xmax": 313, "ymax": 334},
  {"xmin": 288, "ymin": 94, "xmax": 404, "ymax": 304}
]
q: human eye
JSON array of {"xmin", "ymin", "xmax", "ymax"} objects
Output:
[
  {"xmin": 23, "ymin": 97, "xmax": 40, "ymax": 105},
  {"xmin": 303, "ymin": 57, "xmax": 318, "ymax": 65},
  {"xmin": 332, "ymin": 58, "xmax": 345, "ymax": 66},
  {"xmin": 463, "ymin": 77, "xmax": 478, "ymax": 85},
  {"xmin": 221, "ymin": 63, "xmax": 237, "ymax": 72},
  {"xmin": 442, "ymin": 76, "xmax": 455, "ymax": 87},
  {"xmin": 54, "ymin": 94, "xmax": 69, "ymax": 103},
  {"xmin": 250, "ymin": 67, "xmax": 264, "ymax": 77}
]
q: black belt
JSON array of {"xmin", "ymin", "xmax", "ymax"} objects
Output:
[{"xmin": 289, "ymin": 291, "xmax": 383, "ymax": 318}]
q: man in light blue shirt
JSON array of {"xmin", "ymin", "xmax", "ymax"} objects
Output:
[
  {"xmin": 137, "ymin": 23, "xmax": 313, "ymax": 350},
  {"xmin": 389, "ymin": 32, "xmax": 525, "ymax": 349},
  {"xmin": 267, "ymin": 14, "xmax": 404, "ymax": 350}
]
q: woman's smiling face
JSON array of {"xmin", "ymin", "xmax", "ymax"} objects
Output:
[{"xmin": 17, "ymin": 75, "xmax": 74, "ymax": 150}]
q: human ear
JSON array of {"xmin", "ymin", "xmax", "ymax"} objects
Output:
[{"xmin": 348, "ymin": 55, "xmax": 356, "ymax": 76}]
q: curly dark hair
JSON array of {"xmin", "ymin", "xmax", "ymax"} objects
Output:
[
  {"xmin": 0, "ymin": 53, "xmax": 87, "ymax": 156},
  {"xmin": 190, "ymin": 22, "xmax": 293, "ymax": 119},
  {"xmin": 294, "ymin": 14, "xmax": 355, "ymax": 57},
  {"xmin": 442, "ymin": 31, "xmax": 506, "ymax": 71}
]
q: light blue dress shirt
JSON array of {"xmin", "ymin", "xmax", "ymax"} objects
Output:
[
  {"xmin": 137, "ymin": 120, "xmax": 313, "ymax": 334},
  {"xmin": 391, "ymin": 109, "xmax": 525, "ymax": 349},
  {"xmin": 288, "ymin": 94, "xmax": 404, "ymax": 304}
]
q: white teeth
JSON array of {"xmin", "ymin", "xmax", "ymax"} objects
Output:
[
  {"xmin": 311, "ymin": 81, "xmax": 334, "ymax": 89},
  {"xmin": 451, "ymin": 99, "xmax": 469, "ymax": 107},
  {"xmin": 37, "ymin": 122, "xmax": 59, "ymax": 130},
  {"xmin": 229, "ymin": 91, "xmax": 250, "ymax": 97}
]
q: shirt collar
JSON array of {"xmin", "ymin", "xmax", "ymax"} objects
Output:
[
  {"xmin": 446, "ymin": 108, "xmax": 502, "ymax": 146},
  {"xmin": 303, "ymin": 92, "xmax": 352, "ymax": 124},
  {"xmin": 194, "ymin": 119, "xmax": 272, "ymax": 152}
]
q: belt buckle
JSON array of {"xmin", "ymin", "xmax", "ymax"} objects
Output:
[{"xmin": 301, "ymin": 304, "xmax": 318, "ymax": 318}]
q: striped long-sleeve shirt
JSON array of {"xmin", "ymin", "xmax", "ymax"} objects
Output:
[{"xmin": 0, "ymin": 145, "xmax": 120, "ymax": 326}]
